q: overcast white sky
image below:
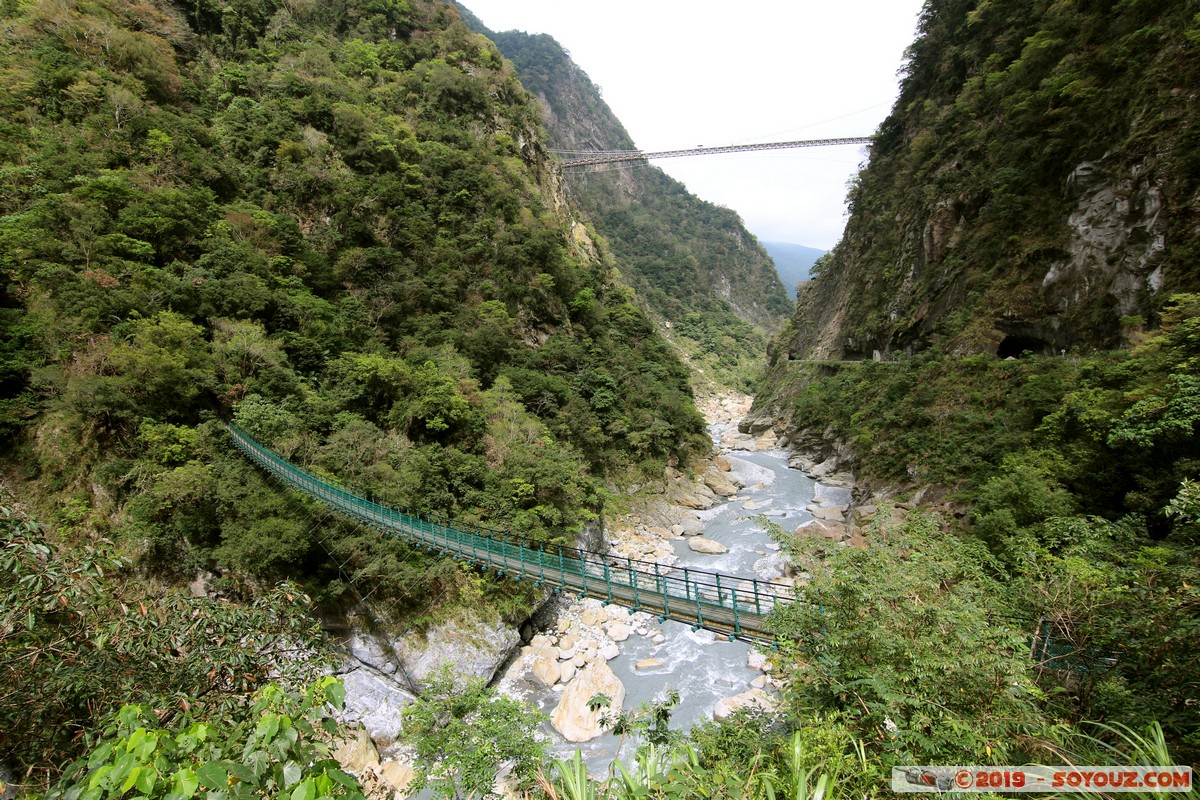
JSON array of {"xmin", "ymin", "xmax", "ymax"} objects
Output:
[{"xmin": 462, "ymin": 1, "xmax": 926, "ymax": 250}]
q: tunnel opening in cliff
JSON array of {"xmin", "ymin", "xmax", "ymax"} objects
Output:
[{"xmin": 997, "ymin": 333, "xmax": 1052, "ymax": 358}]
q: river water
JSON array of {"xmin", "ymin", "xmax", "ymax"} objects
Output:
[{"xmin": 513, "ymin": 426, "xmax": 852, "ymax": 770}]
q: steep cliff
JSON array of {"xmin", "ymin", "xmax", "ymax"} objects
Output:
[
  {"xmin": 455, "ymin": 18, "xmax": 792, "ymax": 386},
  {"xmin": 0, "ymin": 0, "xmax": 710, "ymax": 629},
  {"xmin": 779, "ymin": 0, "xmax": 1200, "ymax": 361}
]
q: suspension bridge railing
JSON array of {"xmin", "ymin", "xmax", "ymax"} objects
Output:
[{"xmin": 226, "ymin": 423, "xmax": 794, "ymax": 643}]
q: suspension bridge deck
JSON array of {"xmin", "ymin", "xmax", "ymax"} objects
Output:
[
  {"xmin": 558, "ymin": 136, "xmax": 872, "ymax": 167},
  {"xmin": 228, "ymin": 424, "xmax": 793, "ymax": 645}
]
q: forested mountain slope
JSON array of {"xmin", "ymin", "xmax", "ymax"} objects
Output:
[
  {"xmin": 778, "ymin": 0, "xmax": 1200, "ymax": 361},
  {"xmin": 0, "ymin": 0, "xmax": 710, "ymax": 768},
  {"xmin": 458, "ymin": 18, "xmax": 792, "ymax": 388},
  {"xmin": 0, "ymin": 0, "xmax": 720, "ymax": 782},
  {"xmin": 746, "ymin": 0, "xmax": 1200, "ymax": 764}
]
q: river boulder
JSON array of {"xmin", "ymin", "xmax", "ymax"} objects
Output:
[
  {"xmin": 703, "ymin": 466, "xmax": 739, "ymax": 497},
  {"xmin": 379, "ymin": 761, "xmax": 415, "ymax": 795},
  {"xmin": 713, "ymin": 688, "xmax": 777, "ymax": 720},
  {"xmin": 607, "ymin": 623, "xmax": 631, "ymax": 641},
  {"xmin": 809, "ymin": 503, "xmax": 848, "ymax": 521},
  {"xmin": 338, "ymin": 666, "xmax": 415, "ymax": 744},
  {"xmin": 550, "ymin": 660, "xmax": 626, "ymax": 742},
  {"xmin": 797, "ymin": 518, "xmax": 849, "ymax": 541},
  {"xmin": 532, "ymin": 656, "xmax": 561, "ymax": 686},
  {"xmin": 688, "ymin": 536, "xmax": 729, "ymax": 555},
  {"xmin": 332, "ymin": 727, "xmax": 379, "ymax": 774}
]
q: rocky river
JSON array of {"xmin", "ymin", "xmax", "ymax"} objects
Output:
[
  {"xmin": 331, "ymin": 392, "xmax": 864, "ymax": 789},
  {"xmin": 491, "ymin": 394, "xmax": 855, "ymax": 771}
]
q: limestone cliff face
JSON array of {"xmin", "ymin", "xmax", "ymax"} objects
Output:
[
  {"xmin": 776, "ymin": 0, "xmax": 1200, "ymax": 363},
  {"xmin": 1046, "ymin": 159, "xmax": 1167, "ymax": 323}
]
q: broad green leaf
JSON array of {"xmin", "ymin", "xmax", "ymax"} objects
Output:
[
  {"xmin": 135, "ymin": 766, "xmax": 157, "ymax": 794},
  {"xmin": 326, "ymin": 770, "xmax": 357, "ymax": 789},
  {"xmin": 282, "ymin": 762, "xmax": 302, "ymax": 789},
  {"xmin": 173, "ymin": 768, "xmax": 199, "ymax": 800},
  {"xmin": 196, "ymin": 762, "xmax": 227, "ymax": 790},
  {"xmin": 243, "ymin": 751, "xmax": 269, "ymax": 779},
  {"xmin": 324, "ymin": 681, "xmax": 345, "ymax": 710},
  {"xmin": 121, "ymin": 766, "xmax": 142, "ymax": 794},
  {"xmin": 222, "ymin": 761, "xmax": 257, "ymax": 786},
  {"xmin": 254, "ymin": 714, "xmax": 280, "ymax": 743},
  {"xmin": 88, "ymin": 743, "xmax": 115, "ymax": 770},
  {"xmin": 88, "ymin": 765, "xmax": 113, "ymax": 790},
  {"xmin": 291, "ymin": 778, "xmax": 315, "ymax": 800}
]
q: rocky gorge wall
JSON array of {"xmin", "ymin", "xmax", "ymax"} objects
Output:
[{"xmin": 776, "ymin": 0, "xmax": 1200, "ymax": 364}]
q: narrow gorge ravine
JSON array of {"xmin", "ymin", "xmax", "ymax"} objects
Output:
[
  {"xmin": 331, "ymin": 395, "xmax": 863, "ymax": 786},
  {"xmin": 494, "ymin": 395, "xmax": 853, "ymax": 771}
]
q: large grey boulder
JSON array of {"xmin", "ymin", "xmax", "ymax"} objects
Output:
[
  {"xmin": 395, "ymin": 612, "xmax": 522, "ymax": 691},
  {"xmin": 338, "ymin": 666, "xmax": 415, "ymax": 744}
]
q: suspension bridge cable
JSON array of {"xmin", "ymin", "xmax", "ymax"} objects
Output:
[{"xmin": 560, "ymin": 136, "xmax": 872, "ymax": 167}]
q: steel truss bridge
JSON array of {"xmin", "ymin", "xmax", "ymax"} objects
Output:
[
  {"xmin": 556, "ymin": 136, "xmax": 873, "ymax": 168},
  {"xmin": 228, "ymin": 424, "xmax": 793, "ymax": 645}
]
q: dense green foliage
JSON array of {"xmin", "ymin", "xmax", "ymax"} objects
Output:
[
  {"xmin": 398, "ymin": 669, "xmax": 547, "ymax": 799},
  {"xmin": 0, "ymin": 504, "xmax": 331, "ymax": 776},
  {"xmin": 49, "ymin": 678, "xmax": 365, "ymax": 800},
  {"xmin": 5, "ymin": 0, "xmax": 1199, "ymax": 793},
  {"xmin": 751, "ymin": 0, "xmax": 1200, "ymax": 782},
  {"xmin": 0, "ymin": 0, "xmax": 708, "ymax": 605},
  {"xmin": 0, "ymin": 0, "xmax": 713, "ymax": 782},
  {"xmin": 757, "ymin": 295, "xmax": 1200, "ymax": 763},
  {"xmin": 782, "ymin": 0, "xmax": 1200, "ymax": 359},
  {"xmin": 773, "ymin": 513, "xmax": 1045, "ymax": 766},
  {"xmin": 769, "ymin": 294, "xmax": 1200, "ymax": 522},
  {"xmin": 475, "ymin": 28, "xmax": 792, "ymax": 390}
]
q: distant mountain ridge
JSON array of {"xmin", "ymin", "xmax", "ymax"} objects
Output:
[
  {"xmin": 481, "ymin": 27, "xmax": 792, "ymax": 330},
  {"xmin": 458, "ymin": 9, "xmax": 791, "ymax": 386},
  {"xmin": 761, "ymin": 242, "xmax": 825, "ymax": 299}
]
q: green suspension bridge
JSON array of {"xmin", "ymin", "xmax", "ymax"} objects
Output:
[{"xmin": 228, "ymin": 424, "xmax": 795, "ymax": 645}]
